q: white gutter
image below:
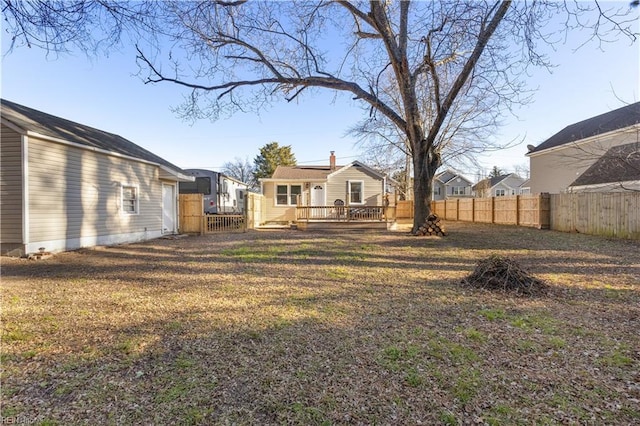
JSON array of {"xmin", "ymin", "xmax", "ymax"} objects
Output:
[{"xmin": 526, "ymin": 124, "xmax": 640, "ymax": 157}]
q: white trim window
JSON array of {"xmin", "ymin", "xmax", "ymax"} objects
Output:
[
  {"xmin": 121, "ymin": 184, "xmax": 139, "ymax": 214},
  {"xmin": 348, "ymin": 180, "xmax": 364, "ymax": 204},
  {"xmin": 495, "ymin": 189, "xmax": 506, "ymax": 197},
  {"xmin": 276, "ymin": 184, "xmax": 302, "ymax": 206},
  {"xmin": 452, "ymin": 186, "xmax": 466, "ymax": 195}
]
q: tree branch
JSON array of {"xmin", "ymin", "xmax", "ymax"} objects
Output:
[{"xmin": 423, "ymin": 0, "xmax": 512, "ymax": 156}]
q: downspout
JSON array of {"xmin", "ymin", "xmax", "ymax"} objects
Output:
[{"xmin": 22, "ymin": 134, "xmax": 30, "ymax": 254}]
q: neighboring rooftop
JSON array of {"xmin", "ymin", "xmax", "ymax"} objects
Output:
[
  {"xmin": 528, "ymin": 102, "xmax": 640, "ymax": 154},
  {"xmin": 472, "ymin": 174, "xmax": 510, "ymax": 190},
  {"xmin": 1, "ymin": 99, "xmax": 187, "ymax": 175},
  {"xmin": 570, "ymin": 142, "xmax": 640, "ymax": 187},
  {"xmin": 435, "ymin": 169, "xmax": 472, "ymax": 184}
]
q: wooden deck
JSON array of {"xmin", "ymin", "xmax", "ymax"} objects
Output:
[
  {"xmin": 296, "ymin": 220, "xmax": 390, "ymax": 232},
  {"xmin": 296, "ymin": 205, "xmax": 394, "ymax": 231}
]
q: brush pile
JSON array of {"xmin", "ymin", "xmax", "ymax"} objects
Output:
[
  {"xmin": 416, "ymin": 214, "xmax": 446, "ymax": 236},
  {"xmin": 461, "ymin": 255, "xmax": 548, "ymax": 296}
]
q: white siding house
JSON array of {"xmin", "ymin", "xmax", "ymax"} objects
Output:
[{"xmin": 1, "ymin": 99, "xmax": 193, "ymax": 256}]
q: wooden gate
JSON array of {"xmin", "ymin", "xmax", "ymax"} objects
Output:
[
  {"xmin": 179, "ymin": 193, "xmax": 265, "ymax": 234},
  {"xmin": 179, "ymin": 194, "xmax": 205, "ymax": 233}
]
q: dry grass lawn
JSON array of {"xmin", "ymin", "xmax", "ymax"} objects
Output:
[{"xmin": 1, "ymin": 222, "xmax": 639, "ymax": 425}]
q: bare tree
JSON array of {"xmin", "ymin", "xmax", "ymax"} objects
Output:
[
  {"xmin": 3, "ymin": 1, "xmax": 637, "ymax": 232},
  {"xmin": 513, "ymin": 163, "xmax": 530, "ymax": 180},
  {"xmin": 1, "ymin": 1, "xmax": 158, "ymax": 54},
  {"xmin": 221, "ymin": 156, "xmax": 257, "ymax": 189}
]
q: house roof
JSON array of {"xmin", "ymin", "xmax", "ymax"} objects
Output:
[
  {"xmin": 472, "ymin": 174, "xmax": 509, "ymax": 190},
  {"xmin": 435, "ymin": 169, "xmax": 472, "ymax": 185},
  {"xmin": 271, "ymin": 165, "xmax": 337, "ymax": 180},
  {"xmin": 1, "ymin": 99, "xmax": 191, "ymax": 180},
  {"xmin": 570, "ymin": 142, "xmax": 640, "ymax": 187},
  {"xmin": 267, "ymin": 161, "xmax": 388, "ymax": 182},
  {"xmin": 528, "ymin": 102, "xmax": 640, "ymax": 154}
]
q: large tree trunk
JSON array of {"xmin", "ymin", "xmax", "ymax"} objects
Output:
[{"xmin": 412, "ymin": 146, "xmax": 441, "ymax": 234}]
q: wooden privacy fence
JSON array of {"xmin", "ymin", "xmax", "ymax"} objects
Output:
[
  {"xmin": 179, "ymin": 193, "xmax": 265, "ymax": 234},
  {"xmin": 396, "ymin": 200, "xmax": 414, "ymax": 219},
  {"xmin": 549, "ymin": 192, "xmax": 640, "ymax": 239},
  {"xmin": 246, "ymin": 192, "xmax": 265, "ymax": 230},
  {"xmin": 431, "ymin": 194, "xmax": 551, "ymax": 229},
  {"xmin": 429, "ymin": 193, "xmax": 638, "ymax": 239}
]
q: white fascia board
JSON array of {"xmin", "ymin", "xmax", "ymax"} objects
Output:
[
  {"xmin": 328, "ymin": 161, "xmax": 386, "ymax": 180},
  {"xmin": 569, "ymin": 180, "xmax": 640, "ymax": 191},
  {"xmin": 159, "ymin": 166, "xmax": 194, "ymax": 182},
  {"xmin": 526, "ymin": 124, "xmax": 640, "ymax": 158},
  {"xmin": 1, "ymin": 117, "xmax": 27, "ymax": 134}
]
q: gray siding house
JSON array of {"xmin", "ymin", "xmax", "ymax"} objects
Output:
[
  {"xmin": 472, "ymin": 173, "xmax": 527, "ymax": 198},
  {"xmin": 432, "ymin": 169, "xmax": 473, "ymax": 200},
  {"xmin": 526, "ymin": 102, "xmax": 640, "ymax": 194},
  {"xmin": 1, "ymin": 99, "xmax": 193, "ymax": 256}
]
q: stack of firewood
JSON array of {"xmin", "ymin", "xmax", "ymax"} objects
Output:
[{"xmin": 416, "ymin": 214, "xmax": 447, "ymax": 236}]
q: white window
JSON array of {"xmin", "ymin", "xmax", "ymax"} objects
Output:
[
  {"xmin": 348, "ymin": 181, "xmax": 364, "ymax": 204},
  {"xmin": 121, "ymin": 185, "xmax": 139, "ymax": 214},
  {"xmin": 495, "ymin": 189, "xmax": 506, "ymax": 197},
  {"xmin": 276, "ymin": 184, "xmax": 302, "ymax": 206},
  {"xmin": 433, "ymin": 186, "xmax": 441, "ymax": 196},
  {"xmin": 452, "ymin": 186, "xmax": 466, "ymax": 195}
]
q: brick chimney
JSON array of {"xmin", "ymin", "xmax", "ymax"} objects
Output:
[{"xmin": 330, "ymin": 151, "xmax": 336, "ymax": 171}]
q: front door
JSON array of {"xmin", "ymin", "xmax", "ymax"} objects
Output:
[
  {"xmin": 162, "ymin": 184, "xmax": 176, "ymax": 234},
  {"xmin": 311, "ymin": 184, "xmax": 325, "ymax": 218}
]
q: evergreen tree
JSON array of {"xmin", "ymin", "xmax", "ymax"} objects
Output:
[
  {"xmin": 489, "ymin": 166, "xmax": 505, "ymax": 178},
  {"xmin": 253, "ymin": 142, "xmax": 297, "ymax": 180}
]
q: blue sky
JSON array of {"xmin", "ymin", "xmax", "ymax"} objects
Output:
[{"xmin": 1, "ymin": 8, "xmax": 638, "ymax": 180}]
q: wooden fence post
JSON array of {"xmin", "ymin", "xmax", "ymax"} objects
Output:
[
  {"xmin": 491, "ymin": 196, "xmax": 495, "ymax": 224},
  {"xmin": 471, "ymin": 198, "xmax": 475, "ymax": 223}
]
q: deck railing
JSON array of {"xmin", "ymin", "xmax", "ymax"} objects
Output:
[
  {"xmin": 205, "ymin": 214, "xmax": 246, "ymax": 232},
  {"xmin": 296, "ymin": 205, "xmax": 391, "ymax": 221}
]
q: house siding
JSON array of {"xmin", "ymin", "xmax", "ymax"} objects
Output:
[
  {"xmin": 26, "ymin": 136, "xmax": 163, "ymax": 251},
  {"xmin": 529, "ymin": 128, "xmax": 638, "ymax": 194},
  {"xmin": 493, "ymin": 175, "xmax": 524, "ymax": 196},
  {"xmin": 263, "ymin": 182, "xmax": 297, "ymax": 223},
  {"xmin": 327, "ymin": 165, "xmax": 383, "ymax": 206},
  {"xmin": 0, "ymin": 124, "xmax": 24, "ymax": 252},
  {"xmin": 433, "ymin": 181, "xmax": 445, "ymax": 201},
  {"xmin": 260, "ymin": 164, "xmax": 386, "ymax": 224}
]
